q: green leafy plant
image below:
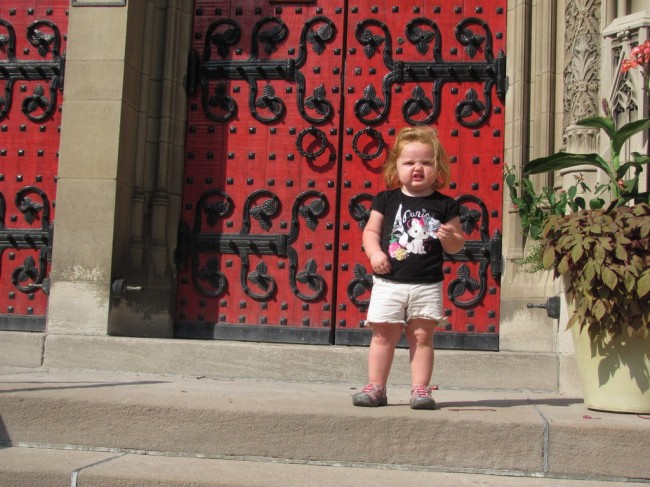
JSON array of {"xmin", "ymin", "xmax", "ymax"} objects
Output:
[
  {"xmin": 504, "ymin": 166, "xmax": 607, "ymax": 272},
  {"xmin": 520, "ymin": 40, "xmax": 650, "ymax": 339},
  {"xmin": 505, "ymin": 166, "xmax": 608, "ymax": 240},
  {"xmin": 541, "ymin": 203, "xmax": 650, "ymax": 339}
]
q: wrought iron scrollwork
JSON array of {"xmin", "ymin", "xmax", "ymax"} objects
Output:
[
  {"xmin": 176, "ymin": 189, "xmax": 329, "ymax": 302},
  {"xmin": 289, "ymin": 190, "xmax": 328, "ymax": 241},
  {"xmin": 253, "ymin": 17, "xmax": 288, "ymax": 56},
  {"xmin": 456, "ymin": 18, "xmax": 493, "ymax": 60},
  {"xmin": 403, "ymin": 85, "xmax": 437, "ymax": 125},
  {"xmin": 347, "ymin": 263, "xmax": 373, "ymax": 307},
  {"xmin": 252, "ymin": 83, "xmax": 286, "ymax": 122},
  {"xmin": 288, "ymin": 191, "xmax": 328, "ymax": 301},
  {"xmin": 289, "ymin": 248, "xmax": 326, "ymax": 302},
  {"xmin": 0, "ymin": 187, "xmax": 53, "ymax": 295},
  {"xmin": 0, "ymin": 18, "xmax": 65, "ymax": 121},
  {"xmin": 12, "ymin": 249, "xmax": 48, "ymax": 294},
  {"xmin": 348, "ymin": 193, "xmax": 373, "ymax": 229},
  {"xmin": 194, "ymin": 256, "xmax": 227, "ymax": 297},
  {"xmin": 355, "ymin": 85, "xmax": 386, "ymax": 125},
  {"xmin": 306, "ymin": 21, "xmax": 334, "ymax": 55},
  {"xmin": 448, "ymin": 263, "xmax": 483, "ymax": 308},
  {"xmin": 405, "ymin": 18, "xmax": 442, "ymax": 57},
  {"xmin": 188, "ymin": 15, "xmax": 336, "ymax": 126},
  {"xmin": 204, "ymin": 19, "xmax": 241, "ymax": 59},
  {"xmin": 445, "ymin": 195, "xmax": 502, "ymax": 309},
  {"xmin": 345, "ymin": 195, "xmax": 374, "ymax": 306},
  {"xmin": 246, "ymin": 260, "xmax": 276, "ymax": 300},
  {"xmin": 356, "ymin": 18, "xmax": 389, "ymax": 62},
  {"xmin": 352, "ymin": 16, "xmax": 506, "ymax": 127},
  {"xmin": 15, "ymin": 187, "xmax": 50, "ymax": 230},
  {"xmin": 303, "ymin": 84, "xmax": 332, "ymax": 123},
  {"xmin": 193, "ymin": 190, "xmax": 233, "ymax": 232}
]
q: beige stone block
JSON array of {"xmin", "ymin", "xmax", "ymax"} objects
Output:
[
  {"xmin": 546, "ymin": 405, "xmax": 650, "ymax": 479},
  {"xmin": 499, "ymin": 299, "xmax": 557, "ymax": 353},
  {"xmin": 67, "ymin": 8, "xmax": 128, "ymax": 61},
  {"xmin": 49, "ymin": 178, "xmax": 116, "ymax": 276},
  {"xmin": 46, "ymin": 281, "xmax": 110, "ymax": 335},
  {"xmin": 60, "ymin": 60, "xmax": 125, "ymax": 101},
  {"xmin": 58, "ymin": 100, "xmax": 122, "ymax": 180},
  {"xmin": 0, "ymin": 331, "xmax": 44, "ymax": 367},
  {"xmin": 559, "ymin": 353, "xmax": 581, "ymax": 396}
]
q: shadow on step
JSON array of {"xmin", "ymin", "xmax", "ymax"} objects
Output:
[
  {"xmin": 438, "ymin": 397, "xmax": 583, "ymax": 409},
  {"xmin": 0, "ymin": 380, "xmax": 168, "ymax": 394}
]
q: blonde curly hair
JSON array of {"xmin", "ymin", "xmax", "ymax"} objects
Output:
[{"xmin": 382, "ymin": 125, "xmax": 451, "ymax": 190}]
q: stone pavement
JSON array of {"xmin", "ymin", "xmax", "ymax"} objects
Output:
[{"xmin": 1, "ymin": 366, "xmax": 649, "ymax": 486}]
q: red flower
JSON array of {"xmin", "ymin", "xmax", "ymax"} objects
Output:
[{"xmin": 622, "ymin": 40, "xmax": 650, "ymax": 73}]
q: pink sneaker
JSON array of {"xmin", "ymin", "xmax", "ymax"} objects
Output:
[
  {"xmin": 410, "ymin": 385, "xmax": 436, "ymax": 410},
  {"xmin": 352, "ymin": 383, "xmax": 387, "ymax": 407}
]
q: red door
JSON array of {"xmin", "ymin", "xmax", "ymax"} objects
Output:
[
  {"xmin": 176, "ymin": 0, "xmax": 506, "ymax": 350},
  {"xmin": 0, "ymin": 4, "xmax": 67, "ymax": 331}
]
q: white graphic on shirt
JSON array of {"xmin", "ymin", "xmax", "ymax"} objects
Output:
[{"xmin": 387, "ymin": 204, "xmax": 441, "ymax": 261}]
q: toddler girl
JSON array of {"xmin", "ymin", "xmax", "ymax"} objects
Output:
[{"xmin": 352, "ymin": 125, "xmax": 465, "ymax": 409}]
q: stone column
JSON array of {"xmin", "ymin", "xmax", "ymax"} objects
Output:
[
  {"xmin": 46, "ymin": 4, "xmax": 135, "ymax": 335},
  {"xmin": 500, "ymin": 0, "xmax": 560, "ymax": 353},
  {"xmin": 563, "ymin": 0, "xmax": 602, "ymax": 154},
  {"xmin": 107, "ymin": 1, "xmax": 191, "ymax": 338}
]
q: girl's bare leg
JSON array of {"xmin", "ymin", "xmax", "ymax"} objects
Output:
[
  {"xmin": 367, "ymin": 323, "xmax": 403, "ymax": 384},
  {"xmin": 404, "ymin": 318, "xmax": 437, "ymax": 386}
]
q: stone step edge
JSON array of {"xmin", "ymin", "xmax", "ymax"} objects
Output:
[
  {"xmin": 41, "ymin": 334, "xmax": 571, "ymax": 392},
  {"xmin": 3, "ymin": 368, "xmax": 648, "ymax": 480},
  {"xmin": 2, "ymin": 444, "xmax": 647, "ymax": 487}
]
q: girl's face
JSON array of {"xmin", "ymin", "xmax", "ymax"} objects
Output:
[{"xmin": 395, "ymin": 141, "xmax": 438, "ymax": 196}]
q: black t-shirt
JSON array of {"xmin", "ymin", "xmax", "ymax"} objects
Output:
[{"xmin": 371, "ymin": 189, "xmax": 460, "ymax": 283}]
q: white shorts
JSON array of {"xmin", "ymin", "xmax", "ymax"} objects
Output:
[{"xmin": 365, "ymin": 276, "xmax": 445, "ymax": 326}]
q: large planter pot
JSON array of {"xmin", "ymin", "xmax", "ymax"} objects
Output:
[{"xmin": 572, "ymin": 324, "xmax": 650, "ymax": 414}]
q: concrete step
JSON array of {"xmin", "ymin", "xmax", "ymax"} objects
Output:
[
  {"xmin": 1, "ymin": 367, "xmax": 648, "ymax": 484},
  {"xmin": 2, "ymin": 446, "xmax": 649, "ymax": 487},
  {"xmin": 0, "ymin": 332, "xmax": 576, "ymax": 393}
]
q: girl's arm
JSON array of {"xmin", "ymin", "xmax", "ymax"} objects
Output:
[
  {"xmin": 363, "ymin": 210, "xmax": 391, "ymax": 274},
  {"xmin": 436, "ymin": 216, "xmax": 465, "ymax": 254}
]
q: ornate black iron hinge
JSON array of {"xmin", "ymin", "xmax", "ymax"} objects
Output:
[
  {"xmin": 446, "ymin": 195, "xmax": 502, "ymax": 308},
  {"xmin": 0, "ymin": 18, "xmax": 65, "ymax": 121},
  {"xmin": 186, "ymin": 15, "xmax": 336, "ymax": 125},
  {"xmin": 0, "ymin": 187, "xmax": 53, "ymax": 295},
  {"xmin": 175, "ymin": 189, "xmax": 329, "ymax": 302},
  {"xmin": 353, "ymin": 16, "xmax": 506, "ymax": 127}
]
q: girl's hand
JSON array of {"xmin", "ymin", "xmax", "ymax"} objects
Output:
[
  {"xmin": 436, "ymin": 219, "xmax": 465, "ymax": 254},
  {"xmin": 436, "ymin": 223, "xmax": 455, "ymax": 241},
  {"xmin": 370, "ymin": 251, "xmax": 392, "ymax": 274}
]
